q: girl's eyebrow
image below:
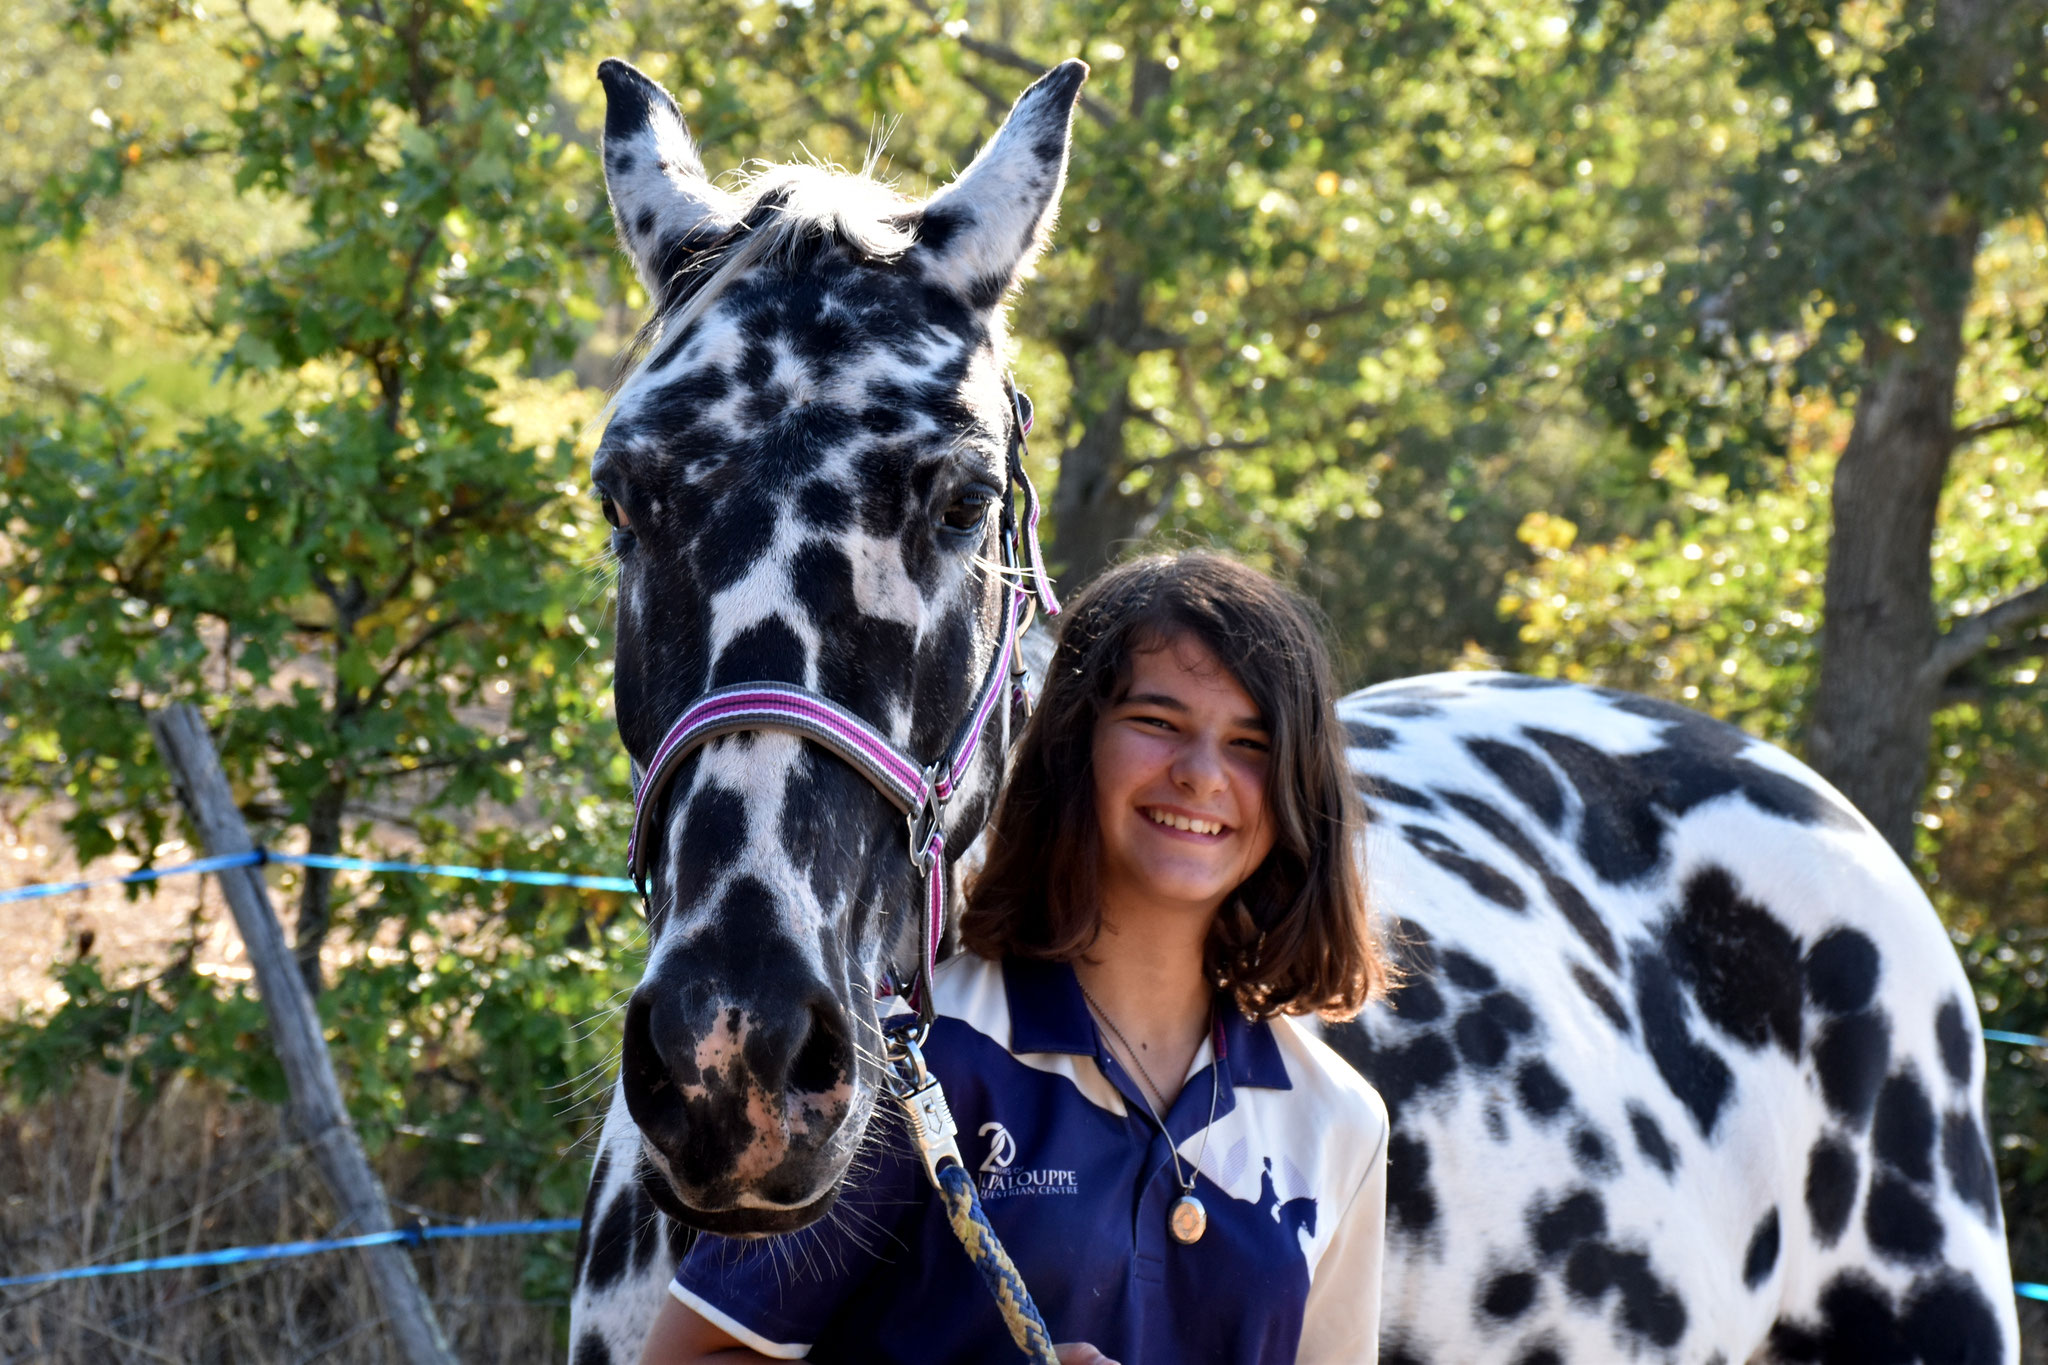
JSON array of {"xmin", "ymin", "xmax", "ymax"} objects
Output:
[{"xmin": 1120, "ymin": 691, "xmax": 1267, "ymax": 731}]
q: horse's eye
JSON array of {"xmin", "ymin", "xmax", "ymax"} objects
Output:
[
  {"xmin": 940, "ymin": 488, "xmax": 995, "ymax": 533},
  {"xmin": 601, "ymin": 494, "xmax": 630, "ymax": 531}
]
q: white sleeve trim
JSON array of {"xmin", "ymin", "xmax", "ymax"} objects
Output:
[
  {"xmin": 1295, "ymin": 1122, "xmax": 1388, "ymax": 1365},
  {"xmin": 667, "ymin": 1279, "xmax": 811, "ymax": 1360}
]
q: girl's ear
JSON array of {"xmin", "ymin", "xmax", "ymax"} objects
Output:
[
  {"xmin": 913, "ymin": 60, "xmax": 1088, "ymax": 311},
  {"xmin": 597, "ymin": 58, "xmax": 739, "ymax": 303}
]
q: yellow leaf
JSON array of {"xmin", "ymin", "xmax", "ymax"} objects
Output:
[
  {"xmin": 1516, "ymin": 510, "xmax": 1579, "ymax": 554},
  {"xmin": 1315, "ymin": 170, "xmax": 1339, "ymax": 197}
]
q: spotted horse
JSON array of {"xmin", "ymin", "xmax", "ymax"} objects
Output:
[{"xmin": 563, "ymin": 56, "xmax": 2020, "ymax": 1365}]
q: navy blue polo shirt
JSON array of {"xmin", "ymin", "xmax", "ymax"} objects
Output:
[{"xmin": 670, "ymin": 953, "xmax": 1389, "ymax": 1363}]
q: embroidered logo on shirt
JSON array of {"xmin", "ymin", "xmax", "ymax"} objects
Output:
[{"xmin": 976, "ymin": 1121, "xmax": 1077, "ymax": 1199}]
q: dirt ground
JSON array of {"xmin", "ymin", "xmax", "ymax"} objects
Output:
[{"xmin": 0, "ymin": 805, "xmax": 251, "ymax": 1021}]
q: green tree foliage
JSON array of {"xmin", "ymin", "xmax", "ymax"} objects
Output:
[
  {"xmin": 2, "ymin": 0, "xmax": 633, "ymax": 993},
  {"xmin": 1568, "ymin": 0, "xmax": 2048, "ymax": 851},
  {"xmin": 0, "ymin": 3, "xmax": 654, "ymax": 1266},
  {"xmin": 587, "ymin": 0, "xmax": 1780, "ymax": 679}
]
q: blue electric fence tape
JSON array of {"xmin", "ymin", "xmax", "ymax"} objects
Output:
[
  {"xmin": 1983, "ymin": 1028, "xmax": 2048, "ymax": 1049},
  {"xmin": 0, "ymin": 1219, "xmax": 581, "ymax": 1290},
  {"xmin": 0, "ymin": 849, "xmax": 636, "ymax": 905},
  {"xmin": 0, "ymin": 851, "xmax": 269, "ymax": 904},
  {"xmin": 280, "ymin": 852, "xmax": 636, "ymax": 894},
  {"xmin": 1, "ymin": 1219, "xmax": 2039, "ymax": 1306}
]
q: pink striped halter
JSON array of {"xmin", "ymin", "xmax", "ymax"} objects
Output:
[{"xmin": 626, "ymin": 381, "xmax": 1060, "ymax": 1018}]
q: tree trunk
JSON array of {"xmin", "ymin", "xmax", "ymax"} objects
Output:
[
  {"xmin": 1807, "ymin": 279, "xmax": 1971, "ymax": 856},
  {"xmin": 294, "ymin": 776, "xmax": 347, "ymax": 997},
  {"xmin": 1047, "ymin": 346, "xmax": 1141, "ymax": 585},
  {"xmin": 1043, "ymin": 63, "xmax": 1178, "ymax": 589},
  {"xmin": 1806, "ymin": 0, "xmax": 2014, "ymax": 858}
]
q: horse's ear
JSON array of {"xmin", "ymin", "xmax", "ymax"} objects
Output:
[
  {"xmin": 597, "ymin": 59, "xmax": 736, "ymax": 300},
  {"xmin": 916, "ymin": 60, "xmax": 1088, "ymax": 310}
]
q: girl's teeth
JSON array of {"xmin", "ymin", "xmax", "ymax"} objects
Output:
[{"xmin": 1148, "ymin": 809, "xmax": 1221, "ymax": 836}]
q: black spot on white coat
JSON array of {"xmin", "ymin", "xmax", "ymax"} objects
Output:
[
  {"xmin": 1804, "ymin": 1134, "xmax": 1859, "ymax": 1247},
  {"xmin": 1631, "ymin": 946, "xmax": 1734, "ymax": 1136},
  {"xmin": 1872, "ymin": 1068, "xmax": 1937, "ymax": 1184},
  {"xmin": 1743, "ymin": 1207, "xmax": 1781, "ymax": 1288},
  {"xmin": 1934, "ymin": 996, "xmax": 1974, "ymax": 1086}
]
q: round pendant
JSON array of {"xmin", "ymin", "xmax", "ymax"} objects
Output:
[{"xmin": 1169, "ymin": 1194, "xmax": 1207, "ymax": 1245}]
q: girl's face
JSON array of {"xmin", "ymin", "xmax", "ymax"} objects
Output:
[{"xmin": 1091, "ymin": 633, "xmax": 1278, "ymax": 925}]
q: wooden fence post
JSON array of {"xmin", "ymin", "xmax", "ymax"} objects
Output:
[{"xmin": 149, "ymin": 704, "xmax": 458, "ymax": 1365}]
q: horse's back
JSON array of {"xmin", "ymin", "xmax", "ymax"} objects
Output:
[{"xmin": 1325, "ymin": 672, "xmax": 2017, "ymax": 1364}]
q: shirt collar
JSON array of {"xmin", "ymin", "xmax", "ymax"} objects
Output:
[{"xmin": 1002, "ymin": 954, "xmax": 1292, "ymax": 1091}]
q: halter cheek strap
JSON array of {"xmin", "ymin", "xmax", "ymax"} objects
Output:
[{"xmin": 626, "ymin": 380, "xmax": 1058, "ymax": 1018}]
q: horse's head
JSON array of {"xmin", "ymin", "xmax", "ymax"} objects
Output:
[{"xmin": 593, "ymin": 57, "xmax": 1085, "ymax": 1234}]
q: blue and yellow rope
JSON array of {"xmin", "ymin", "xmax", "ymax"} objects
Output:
[{"xmin": 934, "ymin": 1161, "xmax": 1060, "ymax": 1365}]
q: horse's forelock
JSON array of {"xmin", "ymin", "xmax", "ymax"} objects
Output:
[{"xmin": 605, "ymin": 162, "xmax": 925, "ymax": 406}]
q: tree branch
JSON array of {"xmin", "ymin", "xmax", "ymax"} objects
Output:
[
  {"xmin": 352, "ymin": 616, "xmax": 463, "ymax": 716},
  {"xmin": 1954, "ymin": 405, "xmax": 2042, "ymax": 442},
  {"xmin": 915, "ymin": 14, "xmax": 1118, "ymax": 128},
  {"xmin": 951, "ymin": 69, "xmax": 1015, "ymax": 126},
  {"xmin": 1123, "ymin": 326, "xmax": 1189, "ymax": 353},
  {"xmin": 1920, "ymin": 580, "xmax": 2048, "ymax": 689},
  {"xmin": 354, "ymin": 736, "xmax": 531, "ymax": 782},
  {"xmin": 1128, "ymin": 435, "xmax": 1271, "ymax": 471}
]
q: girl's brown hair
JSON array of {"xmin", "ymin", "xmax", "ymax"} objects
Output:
[{"xmin": 962, "ymin": 551, "xmax": 1388, "ymax": 1020}]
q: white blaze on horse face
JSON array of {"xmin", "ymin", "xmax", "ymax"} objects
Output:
[
  {"xmin": 848, "ymin": 529, "xmax": 923, "ymax": 632},
  {"xmin": 704, "ymin": 530, "xmax": 817, "ymax": 671}
]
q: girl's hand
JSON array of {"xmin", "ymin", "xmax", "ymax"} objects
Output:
[{"xmin": 1055, "ymin": 1346, "xmax": 1121, "ymax": 1365}]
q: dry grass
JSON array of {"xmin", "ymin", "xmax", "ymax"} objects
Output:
[{"xmin": 0, "ymin": 1072, "xmax": 573, "ymax": 1364}]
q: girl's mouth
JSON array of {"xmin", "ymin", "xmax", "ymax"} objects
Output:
[{"xmin": 1142, "ymin": 807, "xmax": 1228, "ymax": 837}]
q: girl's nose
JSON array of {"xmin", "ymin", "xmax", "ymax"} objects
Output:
[{"xmin": 1171, "ymin": 735, "xmax": 1229, "ymax": 796}]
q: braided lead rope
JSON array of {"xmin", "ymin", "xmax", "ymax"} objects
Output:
[
  {"xmin": 889, "ymin": 1027, "xmax": 1060, "ymax": 1363},
  {"xmin": 936, "ymin": 1162, "xmax": 1061, "ymax": 1364}
]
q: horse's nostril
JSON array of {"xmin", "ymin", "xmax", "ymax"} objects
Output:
[
  {"xmin": 788, "ymin": 1000, "xmax": 852, "ymax": 1097},
  {"xmin": 621, "ymin": 991, "xmax": 686, "ymax": 1138}
]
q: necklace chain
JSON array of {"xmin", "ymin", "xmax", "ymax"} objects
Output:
[{"xmin": 1077, "ymin": 980, "xmax": 1221, "ymax": 1199}]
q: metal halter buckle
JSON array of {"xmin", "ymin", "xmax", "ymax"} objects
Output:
[
  {"xmin": 906, "ymin": 763, "xmax": 946, "ymax": 873},
  {"xmin": 884, "ymin": 1023, "xmax": 963, "ymax": 1187}
]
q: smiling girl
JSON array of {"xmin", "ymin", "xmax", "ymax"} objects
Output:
[{"xmin": 645, "ymin": 551, "xmax": 1392, "ymax": 1365}]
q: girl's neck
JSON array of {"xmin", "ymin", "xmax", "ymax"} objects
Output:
[{"xmin": 1074, "ymin": 902, "xmax": 1216, "ymax": 1106}]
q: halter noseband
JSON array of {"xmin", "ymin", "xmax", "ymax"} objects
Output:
[{"xmin": 625, "ymin": 380, "xmax": 1059, "ymax": 1018}]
